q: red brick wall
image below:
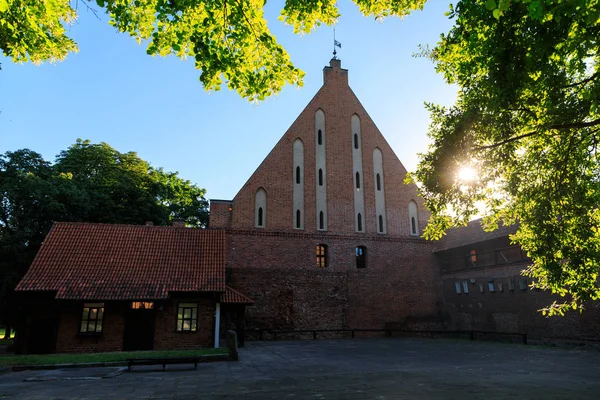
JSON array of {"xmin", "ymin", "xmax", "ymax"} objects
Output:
[
  {"xmin": 53, "ymin": 297, "xmax": 215, "ymax": 353},
  {"xmin": 223, "ymin": 59, "xmax": 429, "ymax": 236},
  {"xmin": 226, "ymin": 230, "xmax": 442, "ymax": 330},
  {"xmin": 154, "ymin": 297, "xmax": 215, "ymax": 350},
  {"xmin": 209, "ymin": 201, "xmax": 233, "ymax": 229},
  {"xmin": 437, "ymin": 238, "xmax": 600, "ymax": 340},
  {"xmin": 55, "ymin": 301, "xmax": 126, "ymax": 353}
]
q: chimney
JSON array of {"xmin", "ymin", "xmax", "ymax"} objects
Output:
[
  {"xmin": 172, "ymin": 220, "xmax": 185, "ymax": 228},
  {"xmin": 323, "ymin": 58, "xmax": 348, "ymax": 86},
  {"xmin": 145, "ymin": 221, "xmax": 153, "ymax": 226}
]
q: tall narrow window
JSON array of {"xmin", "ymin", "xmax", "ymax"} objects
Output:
[
  {"xmin": 319, "ymin": 168, "xmax": 323, "ymax": 186},
  {"xmin": 356, "ymin": 246, "xmax": 366, "ymax": 268},
  {"xmin": 378, "ymin": 215, "xmax": 383, "ymax": 233},
  {"xmin": 356, "ymin": 172, "xmax": 360, "ymax": 189},
  {"xmin": 296, "ymin": 166, "xmax": 301, "ymax": 184},
  {"xmin": 376, "ymin": 174, "xmax": 381, "ymax": 191},
  {"xmin": 255, "ymin": 188, "xmax": 267, "ymax": 228},
  {"xmin": 357, "ymin": 213, "xmax": 363, "ymax": 231},
  {"xmin": 316, "ymin": 244, "xmax": 327, "ymax": 268},
  {"xmin": 354, "ymin": 133, "xmax": 359, "ymax": 149},
  {"xmin": 408, "ymin": 200, "xmax": 419, "ymax": 236},
  {"xmin": 319, "ymin": 211, "xmax": 324, "ymax": 230},
  {"xmin": 318, "ymin": 129, "xmax": 322, "ymax": 145},
  {"xmin": 296, "ymin": 209, "xmax": 301, "ymax": 229},
  {"xmin": 80, "ymin": 303, "xmax": 104, "ymax": 333}
]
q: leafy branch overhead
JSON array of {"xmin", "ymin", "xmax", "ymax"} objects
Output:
[
  {"xmin": 0, "ymin": 0, "xmax": 425, "ymax": 101},
  {"xmin": 409, "ymin": 0, "xmax": 600, "ymax": 315}
]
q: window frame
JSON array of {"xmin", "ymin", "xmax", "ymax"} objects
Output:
[
  {"xmin": 316, "ymin": 244, "xmax": 328, "ymax": 268},
  {"xmin": 80, "ymin": 302, "xmax": 105, "ymax": 335},
  {"xmin": 356, "ymin": 246, "xmax": 367, "ymax": 268},
  {"xmin": 176, "ymin": 302, "xmax": 199, "ymax": 332}
]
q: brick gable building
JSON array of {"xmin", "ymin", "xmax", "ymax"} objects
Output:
[
  {"xmin": 15, "ymin": 58, "xmax": 600, "ymax": 353},
  {"xmin": 209, "ymin": 59, "xmax": 443, "ymax": 332}
]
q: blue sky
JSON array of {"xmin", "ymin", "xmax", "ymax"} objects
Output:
[{"xmin": 0, "ymin": 1, "xmax": 457, "ymax": 201}]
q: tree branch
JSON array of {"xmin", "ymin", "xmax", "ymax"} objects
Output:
[
  {"xmin": 472, "ymin": 131, "xmax": 539, "ymax": 150},
  {"xmin": 549, "ymin": 118, "xmax": 600, "ymax": 130},
  {"xmin": 563, "ymin": 72, "xmax": 599, "ymax": 89}
]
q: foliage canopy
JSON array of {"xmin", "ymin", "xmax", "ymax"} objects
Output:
[
  {"xmin": 0, "ymin": 139, "xmax": 208, "ymax": 325},
  {"xmin": 409, "ymin": 0, "xmax": 600, "ymax": 315},
  {"xmin": 0, "ymin": 0, "xmax": 425, "ymax": 101}
]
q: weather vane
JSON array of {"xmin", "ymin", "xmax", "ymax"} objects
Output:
[{"xmin": 333, "ymin": 28, "xmax": 341, "ymax": 59}]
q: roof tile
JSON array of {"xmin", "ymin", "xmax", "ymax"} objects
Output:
[{"xmin": 16, "ymin": 223, "xmax": 226, "ymax": 300}]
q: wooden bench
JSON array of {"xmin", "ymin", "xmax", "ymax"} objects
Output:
[{"xmin": 126, "ymin": 356, "xmax": 203, "ymax": 371}]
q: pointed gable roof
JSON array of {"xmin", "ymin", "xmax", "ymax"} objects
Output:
[{"xmin": 16, "ymin": 222, "xmax": 226, "ymax": 300}]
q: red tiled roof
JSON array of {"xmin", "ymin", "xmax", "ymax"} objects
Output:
[
  {"xmin": 16, "ymin": 223, "xmax": 226, "ymax": 300},
  {"xmin": 221, "ymin": 286, "xmax": 254, "ymax": 304},
  {"xmin": 434, "ymin": 219, "xmax": 518, "ymax": 252}
]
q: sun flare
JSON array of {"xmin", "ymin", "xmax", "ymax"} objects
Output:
[{"xmin": 458, "ymin": 166, "xmax": 478, "ymax": 182}]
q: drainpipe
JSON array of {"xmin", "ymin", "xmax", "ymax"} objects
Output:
[{"xmin": 214, "ymin": 302, "xmax": 221, "ymax": 348}]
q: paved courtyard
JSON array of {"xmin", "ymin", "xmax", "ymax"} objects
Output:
[{"xmin": 1, "ymin": 338, "xmax": 599, "ymax": 399}]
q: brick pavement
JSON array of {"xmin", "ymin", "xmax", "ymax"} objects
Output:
[{"xmin": 1, "ymin": 338, "xmax": 599, "ymax": 399}]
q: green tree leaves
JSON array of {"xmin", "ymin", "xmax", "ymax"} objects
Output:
[
  {"xmin": 0, "ymin": 140, "xmax": 209, "ymax": 325},
  {"xmin": 411, "ymin": 0, "xmax": 600, "ymax": 315},
  {"xmin": 0, "ymin": 0, "xmax": 425, "ymax": 101}
]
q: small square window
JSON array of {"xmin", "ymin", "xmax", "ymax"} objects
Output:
[
  {"xmin": 177, "ymin": 302, "xmax": 198, "ymax": 332},
  {"xmin": 80, "ymin": 302, "xmax": 104, "ymax": 334}
]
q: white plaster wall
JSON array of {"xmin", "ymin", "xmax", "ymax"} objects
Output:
[
  {"xmin": 293, "ymin": 139, "xmax": 304, "ymax": 229},
  {"xmin": 351, "ymin": 114, "xmax": 365, "ymax": 232},
  {"xmin": 315, "ymin": 109, "xmax": 327, "ymax": 231},
  {"xmin": 255, "ymin": 188, "xmax": 267, "ymax": 228},
  {"xmin": 373, "ymin": 148, "xmax": 387, "ymax": 234}
]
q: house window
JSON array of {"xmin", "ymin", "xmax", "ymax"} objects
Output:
[
  {"xmin": 378, "ymin": 215, "xmax": 384, "ymax": 233},
  {"xmin": 462, "ymin": 280, "xmax": 469, "ymax": 294},
  {"xmin": 296, "ymin": 209, "xmax": 301, "ymax": 229},
  {"xmin": 470, "ymin": 249, "xmax": 477, "ymax": 263},
  {"xmin": 316, "ymin": 244, "xmax": 327, "ymax": 268},
  {"xmin": 296, "ymin": 166, "xmax": 301, "ymax": 184},
  {"xmin": 455, "ymin": 281, "xmax": 461, "ymax": 294},
  {"xmin": 80, "ymin": 303, "xmax": 104, "ymax": 334},
  {"xmin": 356, "ymin": 172, "xmax": 361, "ymax": 189},
  {"xmin": 318, "ymin": 129, "xmax": 323, "ymax": 145},
  {"xmin": 508, "ymin": 279, "xmax": 515, "ymax": 291},
  {"xmin": 376, "ymin": 173, "xmax": 381, "ymax": 191},
  {"xmin": 488, "ymin": 280, "xmax": 495, "ymax": 292},
  {"xmin": 357, "ymin": 213, "xmax": 363, "ymax": 232},
  {"xmin": 356, "ymin": 246, "xmax": 367, "ymax": 268},
  {"xmin": 319, "ymin": 168, "xmax": 323, "ymax": 186},
  {"xmin": 354, "ymin": 133, "xmax": 359, "ymax": 149},
  {"xmin": 177, "ymin": 302, "xmax": 198, "ymax": 332},
  {"xmin": 258, "ymin": 207, "xmax": 263, "ymax": 227},
  {"xmin": 131, "ymin": 301, "xmax": 154, "ymax": 309},
  {"xmin": 319, "ymin": 211, "xmax": 324, "ymax": 230},
  {"xmin": 519, "ymin": 278, "xmax": 528, "ymax": 291}
]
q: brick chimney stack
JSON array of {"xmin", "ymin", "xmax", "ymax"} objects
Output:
[{"xmin": 323, "ymin": 58, "xmax": 348, "ymax": 86}]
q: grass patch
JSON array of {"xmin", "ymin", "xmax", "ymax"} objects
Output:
[{"xmin": 0, "ymin": 347, "xmax": 228, "ymax": 366}]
